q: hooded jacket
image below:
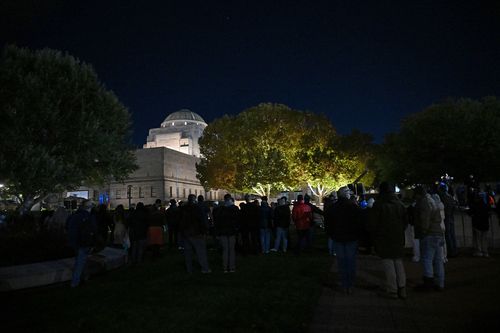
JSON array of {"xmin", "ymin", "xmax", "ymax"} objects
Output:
[{"xmin": 368, "ymin": 193, "xmax": 408, "ymax": 258}]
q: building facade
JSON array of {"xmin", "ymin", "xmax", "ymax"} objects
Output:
[{"xmin": 66, "ymin": 110, "xmax": 223, "ymax": 208}]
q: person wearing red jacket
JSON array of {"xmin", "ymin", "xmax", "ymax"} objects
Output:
[{"xmin": 292, "ymin": 194, "xmax": 313, "ymax": 255}]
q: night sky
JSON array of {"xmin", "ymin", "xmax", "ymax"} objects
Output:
[{"xmin": 1, "ymin": 0, "xmax": 499, "ymax": 146}]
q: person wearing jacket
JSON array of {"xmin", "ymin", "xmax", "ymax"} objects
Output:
[
  {"xmin": 438, "ymin": 184, "xmax": 458, "ymax": 257},
  {"xmin": 271, "ymin": 196, "xmax": 291, "ymax": 253},
  {"xmin": 66, "ymin": 200, "xmax": 97, "ymax": 288},
  {"xmin": 414, "ymin": 186, "xmax": 445, "ymax": 291},
  {"xmin": 469, "ymin": 190, "xmax": 490, "ymax": 258},
  {"xmin": 128, "ymin": 202, "xmax": 149, "ymax": 263},
  {"xmin": 179, "ymin": 194, "xmax": 211, "ymax": 273},
  {"xmin": 324, "ymin": 187, "xmax": 362, "ymax": 294},
  {"xmin": 292, "ymin": 194, "xmax": 313, "ymax": 255},
  {"xmin": 213, "ymin": 193, "xmax": 239, "ymax": 272},
  {"xmin": 369, "ymin": 182, "xmax": 408, "ymax": 299},
  {"xmin": 259, "ymin": 196, "xmax": 273, "ymax": 254}
]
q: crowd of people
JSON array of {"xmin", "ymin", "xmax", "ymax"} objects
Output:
[{"xmin": 65, "ymin": 179, "xmax": 498, "ymax": 295}]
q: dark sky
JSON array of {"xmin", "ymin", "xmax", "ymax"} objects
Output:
[{"xmin": 1, "ymin": 0, "xmax": 499, "ymax": 146}]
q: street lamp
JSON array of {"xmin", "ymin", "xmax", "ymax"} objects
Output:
[{"xmin": 127, "ymin": 185, "xmax": 132, "ymax": 209}]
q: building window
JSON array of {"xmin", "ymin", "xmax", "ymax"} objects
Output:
[
  {"xmin": 116, "ymin": 189, "xmax": 122, "ymax": 199},
  {"xmin": 182, "ymin": 188, "xmax": 186, "ymax": 198},
  {"xmin": 195, "ymin": 189, "xmax": 197, "ymax": 196},
  {"xmin": 176, "ymin": 187, "xmax": 179, "ymax": 198},
  {"xmin": 189, "ymin": 188, "xmax": 192, "ymax": 195},
  {"xmin": 151, "ymin": 186, "xmax": 156, "ymax": 197},
  {"xmin": 139, "ymin": 187, "xmax": 144, "ymax": 198},
  {"xmin": 169, "ymin": 186, "xmax": 173, "ymax": 198}
]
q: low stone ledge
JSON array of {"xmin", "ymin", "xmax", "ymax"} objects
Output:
[{"xmin": 0, "ymin": 247, "xmax": 127, "ymax": 291}]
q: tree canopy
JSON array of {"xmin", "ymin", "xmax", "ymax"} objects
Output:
[
  {"xmin": 197, "ymin": 103, "xmax": 373, "ymax": 198},
  {"xmin": 0, "ymin": 45, "xmax": 137, "ymax": 209},
  {"xmin": 376, "ymin": 97, "xmax": 500, "ymax": 184}
]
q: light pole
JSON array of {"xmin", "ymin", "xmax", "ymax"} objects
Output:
[{"xmin": 127, "ymin": 185, "xmax": 132, "ymax": 209}]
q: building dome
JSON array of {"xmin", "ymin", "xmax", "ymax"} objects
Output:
[
  {"xmin": 163, "ymin": 109, "xmax": 206, "ymax": 124},
  {"xmin": 147, "ymin": 109, "xmax": 207, "ymax": 157}
]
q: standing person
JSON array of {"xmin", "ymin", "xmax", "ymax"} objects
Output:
[
  {"xmin": 95, "ymin": 204, "xmax": 112, "ymax": 247},
  {"xmin": 271, "ymin": 196, "xmax": 291, "ymax": 253},
  {"xmin": 112, "ymin": 204, "xmax": 128, "ymax": 249},
  {"xmin": 304, "ymin": 194, "xmax": 323, "ymax": 248},
  {"xmin": 292, "ymin": 194, "xmax": 313, "ymax": 255},
  {"xmin": 128, "ymin": 202, "xmax": 149, "ymax": 264},
  {"xmin": 369, "ymin": 182, "xmax": 408, "ymax": 299},
  {"xmin": 66, "ymin": 200, "xmax": 97, "ymax": 288},
  {"xmin": 324, "ymin": 187, "xmax": 361, "ymax": 294},
  {"xmin": 240, "ymin": 195, "xmax": 260, "ymax": 255},
  {"xmin": 165, "ymin": 199, "xmax": 181, "ymax": 250},
  {"xmin": 259, "ymin": 196, "xmax": 273, "ymax": 254},
  {"xmin": 469, "ymin": 191, "xmax": 491, "ymax": 258},
  {"xmin": 438, "ymin": 183, "xmax": 458, "ymax": 257},
  {"xmin": 213, "ymin": 194, "xmax": 239, "ymax": 272},
  {"xmin": 414, "ymin": 186, "xmax": 445, "ymax": 291},
  {"xmin": 197, "ymin": 195, "xmax": 211, "ymax": 231},
  {"xmin": 179, "ymin": 194, "xmax": 211, "ymax": 273},
  {"xmin": 324, "ymin": 194, "xmax": 337, "ymax": 256},
  {"xmin": 431, "ymin": 192, "xmax": 447, "ymax": 263},
  {"xmin": 148, "ymin": 199, "xmax": 166, "ymax": 258}
]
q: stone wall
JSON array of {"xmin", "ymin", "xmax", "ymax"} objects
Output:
[{"xmin": 97, "ymin": 147, "xmax": 224, "ymax": 208}]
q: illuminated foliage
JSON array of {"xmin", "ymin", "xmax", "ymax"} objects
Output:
[
  {"xmin": 197, "ymin": 103, "xmax": 373, "ymax": 198},
  {"xmin": 377, "ymin": 97, "xmax": 500, "ymax": 184},
  {"xmin": 0, "ymin": 45, "xmax": 137, "ymax": 210}
]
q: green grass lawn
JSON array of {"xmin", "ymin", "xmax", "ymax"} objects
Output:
[{"xmin": 4, "ymin": 234, "xmax": 332, "ymax": 333}]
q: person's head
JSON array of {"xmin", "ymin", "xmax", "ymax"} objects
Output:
[
  {"xmin": 297, "ymin": 194, "xmax": 304, "ymax": 202},
  {"xmin": 337, "ymin": 186, "xmax": 351, "ymax": 200},
  {"xmin": 187, "ymin": 194, "xmax": 197, "ymax": 204},
  {"xmin": 414, "ymin": 185, "xmax": 427, "ymax": 199},
  {"xmin": 279, "ymin": 196, "xmax": 287, "ymax": 206},
  {"xmin": 81, "ymin": 200, "xmax": 94, "ymax": 212},
  {"xmin": 154, "ymin": 199, "xmax": 162, "ymax": 209},
  {"xmin": 197, "ymin": 195, "xmax": 204, "ymax": 202},
  {"xmin": 224, "ymin": 193, "xmax": 232, "ymax": 202},
  {"xmin": 244, "ymin": 194, "xmax": 250, "ymax": 202},
  {"xmin": 379, "ymin": 181, "xmax": 395, "ymax": 195},
  {"xmin": 304, "ymin": 194, "xmax": 311, "ymax": 203},
  {"xmin": 169, "ymin": 199, "xmax": 177, "ymax": 206},
  {"xmin": 136, "ymin": 202, "xmax": 145, "ymax": 210},
  {"xmin": 261, "ymin": 196, "xmax": 268, "ymax": 202},
  {"xmin": 438, "ymin": 182, "xmax": 448, "ymax": 193}
]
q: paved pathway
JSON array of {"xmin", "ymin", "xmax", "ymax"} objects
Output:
[{"xmin": 308, "ymin": 253, "xmax": 489, "ymax": 333}]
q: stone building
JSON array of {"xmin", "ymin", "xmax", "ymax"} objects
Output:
[
  {"xmin": 66, "ymin": 110, "xmax": 223, "ymax": 208},
  {"xmin": 143, "ymin": 109, "xmax": 206, "ymax": 158}
]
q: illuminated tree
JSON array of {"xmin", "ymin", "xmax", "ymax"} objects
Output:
[
  {"xmin": 197, "ymin": 103, "xmax": 373, "ymax": 199},
  {"xmin": 0, "ymin": 45, "xmax": 137, "ymax": 211},
  {"xmin": 377, "ymin": 97, "xmax": 500, "ymax": 184},
  {"xmin": 198, "ymin": 103, "xmax": 306, "ymax": 197},
  {"xmin": 301, "ymin": 128, "xmax": 376, "ymax": 202}
]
